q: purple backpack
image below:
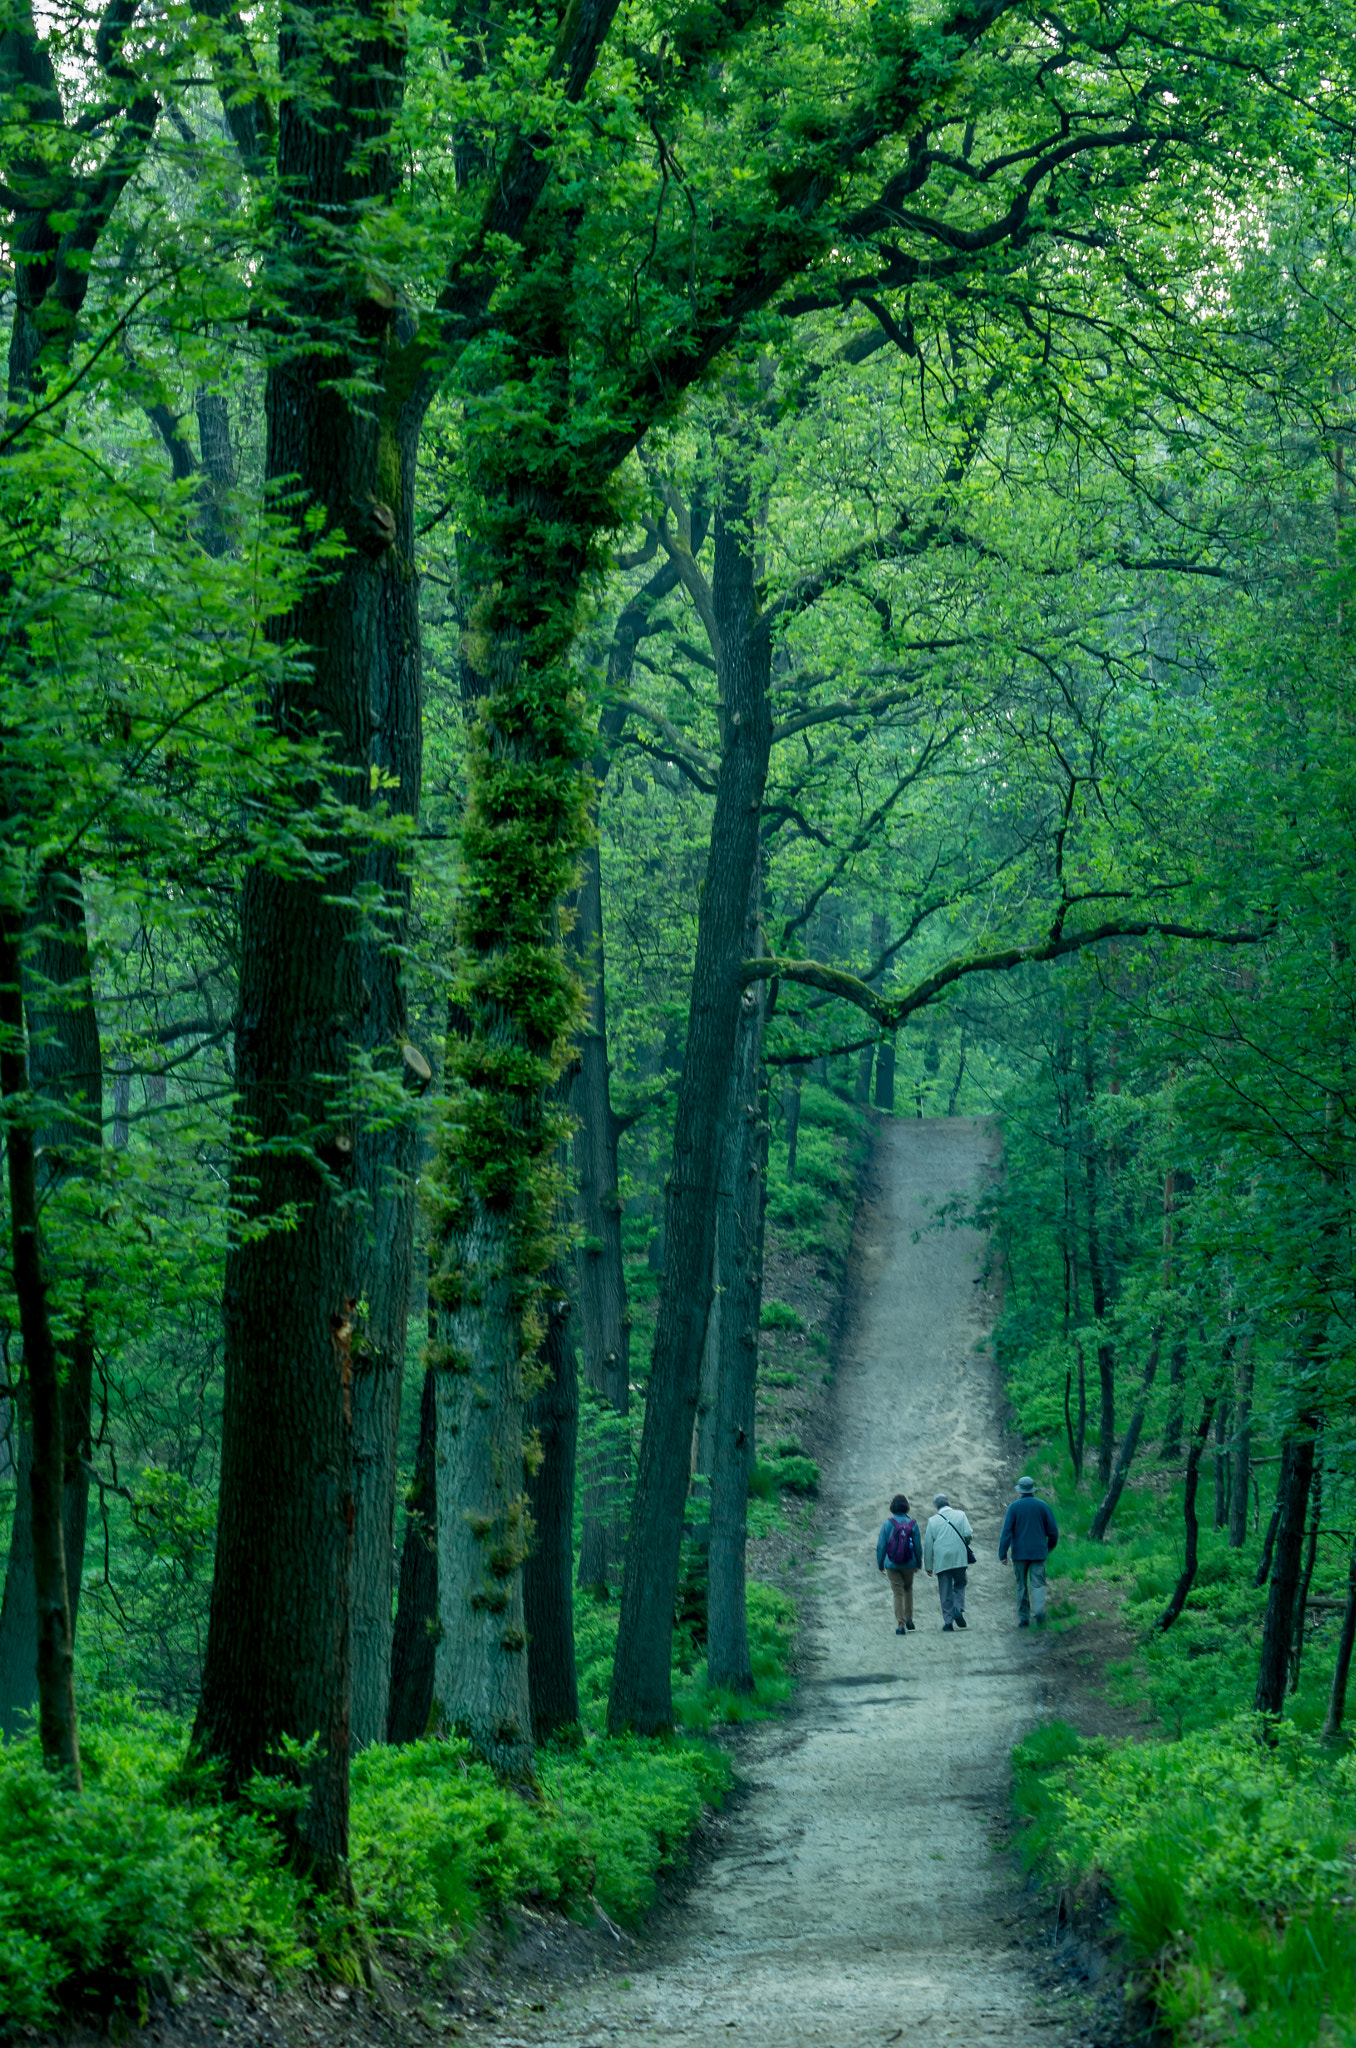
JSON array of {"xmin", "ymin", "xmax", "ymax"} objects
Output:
[{"xmin": 885, "ymin": 1515, "xmax": 917, "ymax": 1568}]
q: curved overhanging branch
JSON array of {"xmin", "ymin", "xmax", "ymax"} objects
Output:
[{"xmin": 742, "ymin": 920, "xmax": 1273, "ymax": 1030}]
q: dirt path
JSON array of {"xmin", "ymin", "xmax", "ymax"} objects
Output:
[{"xmin": 493, "ymin": 1116, "xmax": 1075, "ymax": 2048}]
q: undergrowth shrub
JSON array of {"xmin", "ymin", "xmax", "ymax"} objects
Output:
[{"xmin": 1012, "ymin": 1716, "xmax": 1356, "ymax": 2046}]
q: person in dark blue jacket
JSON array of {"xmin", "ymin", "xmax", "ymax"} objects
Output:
[
  {"xmin": 998, "ymin": 1476, "xmax": 1058, "ymax": 1628},
  {"xmin": 876, "ymin": 1493, "xmax": 923, "ymax": 1634}
]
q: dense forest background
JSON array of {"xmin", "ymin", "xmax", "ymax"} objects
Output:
[{"xmin": 4, "ymin": 0, "xmax": 1356, "ymax": 2035}]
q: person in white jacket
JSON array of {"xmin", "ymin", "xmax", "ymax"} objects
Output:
[{"xmin": 923, "ymin": 1493, "xmax": 974, "ymax": 1632}]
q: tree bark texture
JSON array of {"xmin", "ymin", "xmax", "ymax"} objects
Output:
[
  {"xmin": 784, "ymin": 1065, "xmax": 804, "ymax": 1178},
  {"xmin": 705, "ymin": 880, "xmax": 767, "ymax": 1695},
  {"xmin": 387, "ymin": 1360, "xmax": 437, "ymax": 1744},
  {"xmin": 1088, "ymin": 1326, "xmax": 1161, "ymax": 1542},
  {"xmin": 608, "ymin": 457, "xmax": 774, "ymax": 1736},
  {"xmin": 523, "ymin": 1265, "xmax": 580, "ymax": 1740},
  {"xmin": 433, "ymin": 1208, "xmax": 536, "ymax": 1776},
  {"xmin": 0, "ymin": 915, "xmax": 81, "ymax": 1781},
  {"xmin": 0, "ymin": 867, "xmax": 101, "ymax": 1734},
  {"xmin": 350, "ymin": 392, "xmax": 426, "ymax": 1748},
  {"xmin": 1255, "ymin": 1414, "xmax": 1320, "ymax": 1715},
  {"xmin": 194, "ymin": 1, "xmax": 412, "ymax": 1884}
]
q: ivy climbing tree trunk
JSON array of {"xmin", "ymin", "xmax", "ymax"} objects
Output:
[
  {"xmin": 609, "ymin": 450, "xmax": 775, "ymax": 1735},
  {"xmin": 193, "ymin": 0, "xmax": 413, "ymax": 1885}
]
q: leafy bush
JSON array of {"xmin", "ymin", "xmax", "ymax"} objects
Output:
[
  {"xmin": 750, "ymin": 1454, "xmax": 820, "ymax": 1498},
  {"xmin": 0, "ymin": 1707, "xmax": 309, "ymax": 2032},
  {"xmin": 760, "ymin": 1299, "xmax": 806, "ymax": 1332},
  {"xmin": 1012, "ymin": 1715, "xmax": 1356, "ymax": 2046}
]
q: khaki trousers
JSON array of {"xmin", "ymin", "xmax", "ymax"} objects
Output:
[{"xmin": 885, "ymin": 1567, "xmax": 915, "ymax": 1625}]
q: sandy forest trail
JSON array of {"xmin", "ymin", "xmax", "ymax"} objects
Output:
[{"xmin": 494, "ymin": 1115, "xmax": 1074, "ymax": 2048}]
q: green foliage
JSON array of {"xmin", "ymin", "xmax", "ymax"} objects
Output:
[
  {"xmin": 750, "ymin": 1455, "xmax": 820, "ymax": 1498},
  {"xmin": 1012, "ymin": 1717, "xmax": 1356, "ymax": 2044},
  {"xmin": 0, "ymin": 1707, "xmax": 310, "ymax": 2032},
  {"xmin": 760, "ymin": 1299, "xmax": 806, "ymax": 1332}
]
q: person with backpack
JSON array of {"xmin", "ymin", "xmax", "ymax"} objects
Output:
[
  {"xmin": 923, "ymin": 1492, "xmax": 975, "ymax": 1631},
  {"xmin": 876, "ymin": 1494, "xmax": 922, "ymax": 1633}
]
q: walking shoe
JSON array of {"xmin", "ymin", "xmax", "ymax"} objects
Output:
[
  {"xmin": 954, "ymin": 1613, "xmax": 967, "ymax": 1629},
  {"xmin": 905, "ymin": 1620, "xmax": 916, "ymax": 1631},
  {"xmin": 1034, "ymin": 1615, "xmax": 1046, "ymax": 1628},
  {"xmin": 1018, "ymin": 1618, "xmax": 1030, "ymax": 1628},
  {"xmin": 896, "ymin": 1626, "xmax": 907, "ymax": 1635},
  {"xmin": 943, "ymin": 1622, "xmax": 954, "ymax": 1631}
]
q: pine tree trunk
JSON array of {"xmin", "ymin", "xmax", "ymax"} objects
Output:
[
  {"xmin": 524, "ymin": 1265, "xmax": 580, "ymax": 1740},
  {"xmin": 0, "ymin": 914, "xmax": 81, "ymax": 1782},
  {"xmin": 705, "ymin": 881, "xmax": 767, "ymax": 1694},
  {"xmin": 608, "ymin": 458, "xmax": 774, "ymax": 1737},
  {"xmin": 387, "ymin": 1360, "xmax": 437, "ymax": 1744},
  {"xmin": 194, "ymin": 1, "xmax": 412, "ymax": 1883}
]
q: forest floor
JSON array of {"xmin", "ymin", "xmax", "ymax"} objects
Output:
[{"xmin": 463, "ymin": 1116, "xmax": 1132, "ymax": 2048}]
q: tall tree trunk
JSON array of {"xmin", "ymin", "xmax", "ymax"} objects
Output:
[
  {"xmin": 387, "ymin": 1357, "xmax": 437, "ymax": 1744},
  {"xmin": 1159, "ymin": 1387, "xmax": 1218, "ymax": 1634},
  {"xmin": 1213, "ymin": 1393, "xmax": 1232, "ymax": 1533},
  {"xmin": 855, "ymin": 1042, "xmax": 874, "ymax": 1104},
  {"xmin": 430, "ymin": 248, "xmax": 596, "ymax": 1782},
  {"xmin": 1089, "ymin": 1326, "xmax": 1162, "ymax": 1542},
  {"xmin": 1228, "ymin": 1338, "xmax": 1254, "ymax": 1550},
  {"xmin": 350, "ymin": 490, "xmax": 426, "ymax": 1747},
  {"xmin": 194, "ymin": 1, "xmax": 412, "ymax": 1884},
  {"xmin": 570, "ymin": 556, "xmax": 691, "ymax": 1592},
  {"xmin": 0, "ymin": 915, "xmax": 81, "ymax": 1782},
  {"xmin": 1255, "ymin": 1453, "xmax": 1287, "ymax": 1588},
  {"xmin": 706, "ymin": 880, "xmax": 767, "ymax": 1694},
  {"xmin": 571, "ymin": 839, "xmax": 631, "ymax": 1594},
  {"xmin": 1321, "ymin": 1526, "xmax": 1356, "ymax": 1740},
  {"xmin": 1256, "ymin": 1413, "xmax": 1320, "ymax": 1716},
  {"xmin": 609, "ymin": 453, "xmax": 774, "ymax": 1737},
  {"xmin": 523, "ymin": 1262, "xmax": 580, "ymax": 1740},
  {"xmin": 0, "ymin": 867, "xmax": 101, "ymax": 1733}
]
